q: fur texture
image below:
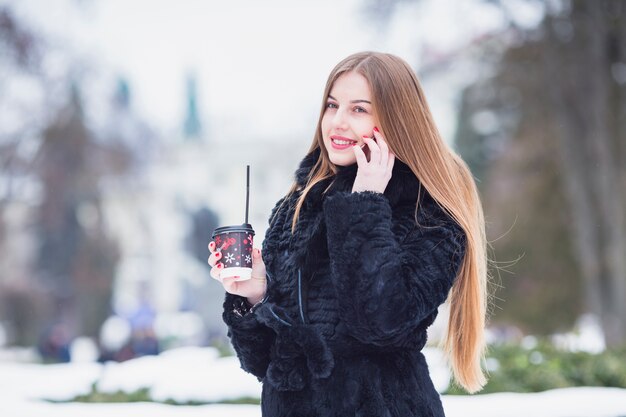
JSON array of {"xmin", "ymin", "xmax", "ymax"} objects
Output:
[{"xmin": 222, "ymin": 148, "xmax": 466, "ymax": 416}]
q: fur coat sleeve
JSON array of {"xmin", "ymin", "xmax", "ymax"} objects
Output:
[
  {"xmin": 222, "ymin": 293, "xmax": 274, "ymax": 380},
  {"xmin": 220, "ymin": 197, "xmax": 288, "ymax": 381},
  {"xmin": 323, "ymin": 189, "xmax": 466, "ymax": 347}
]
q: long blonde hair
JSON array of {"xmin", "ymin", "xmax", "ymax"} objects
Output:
[{"xmin": 284, "ymin": 52, "xmax": 488, "ymax": 393}]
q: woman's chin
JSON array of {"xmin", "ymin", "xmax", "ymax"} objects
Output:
[{"xmin": 328, "ymin": 152, "xmax": 356, "ymax": 167}]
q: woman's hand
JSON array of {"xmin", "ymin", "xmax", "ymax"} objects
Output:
[
  {"xmin": 351, "ymin": 127, "xmax": 395, "ymax": 194},
  {"xmin": 208, "ymin": 241, "xmax": 267, "ymax": 305}
]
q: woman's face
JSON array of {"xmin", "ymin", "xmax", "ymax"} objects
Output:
[{"xmin": 321, "ymin": 71, "xmax": 377, "ymax": 167}]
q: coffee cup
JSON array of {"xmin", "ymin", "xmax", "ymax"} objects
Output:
[{"xmin": 211, "ymin": 223, "xmax": 255, "ymax": 281}]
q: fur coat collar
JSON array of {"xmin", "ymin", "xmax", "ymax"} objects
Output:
[
  {"xmin": 293, "ymin": 147, "xmax": 422, "ymax": 209},
  {"xmin": 262, "ymin": 146, "xmax": 425, "ymax": 281}
]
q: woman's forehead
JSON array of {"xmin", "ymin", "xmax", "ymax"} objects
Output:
[{"xmin": 329, "ymin": 71, "xmax": 372, "ymax": 99}]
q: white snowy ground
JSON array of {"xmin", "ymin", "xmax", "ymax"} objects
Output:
[{"xmin": 1, "ymin": 346, "xmax": 626, "ymax": 417}]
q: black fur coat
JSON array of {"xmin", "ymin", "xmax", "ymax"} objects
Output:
[{"xmin": 222, "ymin": 148, "xmax": 466, "ymax": 416}]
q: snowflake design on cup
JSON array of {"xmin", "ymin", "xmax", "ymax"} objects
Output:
[
  {"xmin": 245, "ymin": 254, "xmax": 251, "ymax": 263},
  {"xmin": 225, "ymin": 253, "xmax": 235, "ymax": 264}
]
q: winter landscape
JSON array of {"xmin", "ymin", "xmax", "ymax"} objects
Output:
[
  {"xmin": 1, "ymin": 0, "xmax": 626, "ymax": 416},
  {"xmin": 1, "ymin": 345, "xmax": 626, "ymax": 417}
]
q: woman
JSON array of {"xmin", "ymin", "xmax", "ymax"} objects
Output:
[{"xmin": 208, "ymin": 51, "xmax": 488, "ymax": 416}]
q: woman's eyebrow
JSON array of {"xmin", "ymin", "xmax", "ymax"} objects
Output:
[{"xmin": 327, "ymin": 95, "xmax": 371, "ymax": 104}]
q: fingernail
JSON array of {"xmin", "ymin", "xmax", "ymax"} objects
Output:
[
  {"xmin": 209, "ymin": 242, "xmax": 214, "ymax": 250},
  {"xmin": 362, "ymin": 135, "xmax": 369, "ymax": 138},
  {"xmin": 373, "ymin": 126, "xmax": 379, "ymax": 132}
]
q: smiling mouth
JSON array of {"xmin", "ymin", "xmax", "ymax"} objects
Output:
[
  {"xmin": 331, "ymin": 136, "xmax": 357, "ymax": 145},
  {"xmin": 332, "ymin": 138, "xmax": 355, "ymax": 145}
]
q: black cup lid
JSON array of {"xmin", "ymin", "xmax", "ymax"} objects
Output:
[{"xmin": 211, "ymin": 223, "xmax": 255, "ymax": 238}]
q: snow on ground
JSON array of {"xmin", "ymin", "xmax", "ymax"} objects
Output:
[
  {"xmin": 1, "ymin": 346, "xmax": 626, "ymax": 417},
  {"xmin": 97, "ymin": 346, "xmax": 262, "ymax": 403},
  {"xmin": 0, "ymin": 400, "xmax": 262, "ymax": 417},
  {"xmin": 0, "ymin": 361, "xmax": 102, "ymax": 401},
  {"xmin": 444, "ymin": 388, "xmax": 626, "ymax": 417}
]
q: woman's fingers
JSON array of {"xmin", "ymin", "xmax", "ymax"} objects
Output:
[
  {"xmin": 208, "ymin": 250, "xmax": 222, "ymax": 267},
  {"xmin": 222, "ymin": 276, "xmax": 240, "ymax": 294},
  {"xmin": 362, "ymin": 137, "xmax": 381, "ymax": 165},
  {"xmin": 210, "ymin": 267, "xmax": 219, "ymax": 281},
  {"xmin": 373, "ymin": 129, "xmax": 390, "ymax": 168},
  {"xmin": 352, "ymin": 142, "xmax": 369, "ymax": 167},
  {"xmin": 210, "ymin": 262, "xmax": 223, "ymax": 281},
  {"xmin": 386, "ymin": 152, "xmax": 396, "ymax": 175},
  {"xmin": 371, "ymin": 128, "xmax": 396, "ymax": 175},
  {"xmin": 210, "ymin": 245, "xmax": 267, "ymax": 302},
  {"xmin": 208, "ymin": 241, "xmax": 222, "ymax": 280},
  {"xmin": 351, "ymin": 126, "xmax": 395, "ymax": 194},
  {"xmin": 357, "ymin": 129, "xmax": 395, "ymax": 169}
]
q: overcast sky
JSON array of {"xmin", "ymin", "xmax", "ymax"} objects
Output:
[{"xmin": 3, "ymin": 0, "xmax": 542, "ymax": 143}]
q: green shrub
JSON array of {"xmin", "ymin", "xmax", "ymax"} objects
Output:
[
  {"xmin": 50, "ymin": 383, "xmax": 260, "ymax": 406},
  {"xmin": 50, "ymin": 384, "xmax": 152, "ymax": 404},
  {"xmin": 445, "ymin": 341, "xmax": 626, "ymax": 395}
]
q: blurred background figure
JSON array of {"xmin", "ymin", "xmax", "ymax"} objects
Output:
[
  {"xmin": 37, "ymin": 321, "xmax": 71, "ymax": 363},
  {"xmin": 127, "ymin": 282, "xmax": 159, "ymax": 358}
]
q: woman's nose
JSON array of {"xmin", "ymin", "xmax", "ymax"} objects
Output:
[{"xmin": 331, "ymin": 108, "xmax": 349, "ymax": 130}]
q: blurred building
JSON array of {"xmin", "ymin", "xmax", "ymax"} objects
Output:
[{"xmin": 100, "ymin": 75, "xmax": 306, "ymax": 344}]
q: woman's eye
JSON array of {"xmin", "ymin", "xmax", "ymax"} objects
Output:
[
  {"xmin": 354, "ymin": 106, "xmax": 367, "ymax": 113},
  {"xmin": 326, "ymin": 102, "xmax": 338, "ymax": 109}
]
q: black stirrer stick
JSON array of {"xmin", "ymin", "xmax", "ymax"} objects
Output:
[{"xmin": 245, "ymin": 165, "xmax": 250, "ymax": 224}]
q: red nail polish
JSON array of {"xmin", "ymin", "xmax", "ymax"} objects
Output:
[
  {"xmin": 373, "ymin": 127, "xmax": 379, "ymax": 132},
  {"xmin": 362, "ymin": 135, "xmax": 369, "ymax": 138}
]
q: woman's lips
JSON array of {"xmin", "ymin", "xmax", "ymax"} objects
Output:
[{"xmin": 330, "ymin": 136, "xmax": 357, "ymax": 150}]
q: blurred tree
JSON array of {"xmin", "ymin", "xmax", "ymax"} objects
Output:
[
  {"xmin": 186, "ymin": 207, "xmax": 219, "ymax": 267},
  {"xmin": 539, "ymin": 0, "xmax": 626, "ymax": 346},
  {"xmin": 1, "ymin": 4, "xmax": 144, "ymax": 346},
  {"xmin": 0, "ymin": 5, "xmax": 48, "ymax": 346},
  {"xmin": 35, "ymin": 84, "xmax": 120, "ymax": 339},
  {"xmin": 1, "ymin": 4, "xmax": 154, "ymax": 346},
  {"xmin": 0, "ymin": 7, "xmax": 40, "ymax": 68},
  {"xmin": 360, "ymin": 0, "xmax": 414, "ymax": 31},
  {"xmin": 459, "ymin": 0, "xmax": 626, "ymax": 344},
  {"xmin": 0, "ymin": 6, "xmax": 41, "ymax": 245},
  {"xmin": 458, "ymin": 63, "xmax": 584, "ymax": 334}
]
